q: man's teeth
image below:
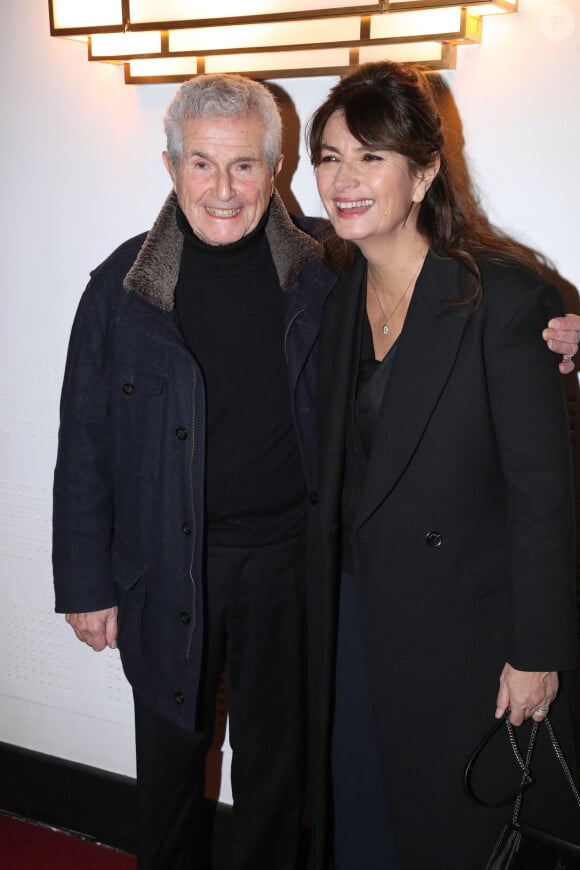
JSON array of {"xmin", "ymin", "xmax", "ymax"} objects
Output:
[
  {"xmin": 206, "ymin": 207, "xmax": 240, "ymax": 216},
  {"xmin": 336, "ymin": 199, "xmax": 374, "ymax": 210}
]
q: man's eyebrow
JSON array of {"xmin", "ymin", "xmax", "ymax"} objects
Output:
[{"xmin": 184, "ymin": 149, "xmax": 261, "ymax": 164}]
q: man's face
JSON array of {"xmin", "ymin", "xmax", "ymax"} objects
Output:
[{"xmin": 163, "ymin": 114, "xmax": 282, "ymax": 246}]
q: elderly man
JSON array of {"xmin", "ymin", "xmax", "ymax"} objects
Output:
[
  {"xmin": 53, "ymin": 72, "xmax": 580, "ymax": 870},
  {"xmin": 53, "ymin": 74, "xmax": 334, "ymax": 870}
]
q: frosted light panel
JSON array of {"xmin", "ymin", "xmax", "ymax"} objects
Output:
[
  {"xmin": 129, "ymin": 0, "xmax": 382, "ymax": 22},
  {"xmin": 129, "ymin": 57, "xmax": 200, "ymax": 76},
  {"xmin": 372, "ymin": 8, "xmax": 459, "ymax": 37},
  {"xmin": 360, "ymin": 40, "xmax": 451, "ymax": 62},
  {"xmin": 51, "ymin": 0, "xmax": 123, "ymax": 29},
  {"xmin": 205, "ymin": 47, "xmax": 350, "ymax": 72},
  {"xmin": 170, "ymin": 19, "xmax": 361, "ymax": 53},
  {"xmin": 91, "ymin": 32, "xmax": 162, "ymax": 57}
]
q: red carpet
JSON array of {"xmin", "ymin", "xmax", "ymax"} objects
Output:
[{"xmin": 0, "ymin": 813, "xmax": 136, "ymax": 869}]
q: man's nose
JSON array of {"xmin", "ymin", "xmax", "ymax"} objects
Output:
[{"xmin": 215, "ymin": 168, "xmax": 234, "ymax": 199}]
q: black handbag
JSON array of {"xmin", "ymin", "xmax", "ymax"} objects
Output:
[{"xmin": 464, "ymin": 713, "xmax": 580, "ymax": 869}]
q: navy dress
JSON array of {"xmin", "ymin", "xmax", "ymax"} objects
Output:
[{"xmin": 332, "ymin": 312, "xmax": 401, "ymax": 870}]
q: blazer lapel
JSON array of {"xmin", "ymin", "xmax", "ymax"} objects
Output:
[{"xmin": 354, "ymin": 252, "xmax": 471, "ymax": 530}]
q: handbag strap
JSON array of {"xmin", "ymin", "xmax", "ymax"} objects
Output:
[
  {"xmin": 543, "ymin": 716, "xmax": 580, "ymax": 808},
  {"xmin": 465, "ymin": 711, "xmax": 580, "ymax": 814},
  {"xmin": 509, "ymin": 718, "xmax": 538, "ymax": 825},
  {"xmin": 509, "ymin": 715, "xmax": 580, "ymax": 825},
  {"xmin": 464, "ymin": 712, "xmax": 534, "ymax": 808}
]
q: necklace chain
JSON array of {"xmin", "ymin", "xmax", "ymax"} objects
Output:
[{"xmin": 368, "ymin": 260, "xmax": 423, "ymax": 336}]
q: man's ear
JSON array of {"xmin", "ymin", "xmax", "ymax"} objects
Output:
[
  {"xmin": 270, "ymin": 154, "xmax": 284, "ymax": 195},
  {"xmin": 162, "ymin": 151, "xmax": 176, "ymax": 188},
  {"xmin": 273, "ymin": 154, "xmax": 284, "ymax": 181}
]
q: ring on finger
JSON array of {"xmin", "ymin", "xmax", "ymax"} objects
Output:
[{"xmin": 535, "ymin": 706, "xmax": 549, "ymax": 715}]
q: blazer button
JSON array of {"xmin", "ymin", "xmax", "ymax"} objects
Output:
[
  {"xmin": 425, "ymin": 531, "xmax": 442, "ymax": 548},
  {"xmin": 182, "ymin": 523, "xmax": 191, "ymax": 535},
  {"xmin": 180, "ymin": 612, "xmax": 191, "ymax": 625},
  {"xmin": 176, "ymin": 427, "xmax": 188, "ymax": 440},
  {"xmin": 174, "ymin": 691, "xmax": 185, "ymax": 704},
  {"xmin": 309, "ymin": 490, "xmax": 319, "ymax": 505},
  {"xmin": 122, "ymin": 382, "xmax": 135, "ymax": 396}
]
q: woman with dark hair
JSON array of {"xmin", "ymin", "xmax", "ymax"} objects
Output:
[{"xmin": 304, "ymin": 61, "xmax": 579, "ymax": 869}]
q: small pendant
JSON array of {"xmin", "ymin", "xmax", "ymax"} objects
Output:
[{"xmin": 383, "ymin": 323, "xmax": 389, "ymax": 335}]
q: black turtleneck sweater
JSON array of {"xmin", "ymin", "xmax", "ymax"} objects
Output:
[{"xmin": 174, "ymin": 205, "xmax": 306, "ymax": 547}]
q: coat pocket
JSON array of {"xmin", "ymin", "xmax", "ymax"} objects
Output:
[
  {"xmin": 112, "ymin": 536, "xmax": 146, "ymax": 591},
  {"xmin": 459, "ymin": 546, "xmax": 509, "ymax": 599},
  {"xmin": 112, "ymin": 536, "xmax": 148, "ymax": 652},
  {"xmin": 113, "ymin": 365, "xmax": 166, "ymax": 480}
]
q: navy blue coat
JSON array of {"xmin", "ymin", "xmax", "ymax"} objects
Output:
[{"xmin": 52, "ymin": 191, "xmax": 336, "ymax": 731}]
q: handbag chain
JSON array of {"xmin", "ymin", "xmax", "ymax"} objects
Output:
[{"xmin": 505, "ymin": 716, "xmax": 580, "ymax": 826}]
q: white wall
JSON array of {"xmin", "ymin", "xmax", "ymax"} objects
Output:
[{"xmin": 1, "ymin": 0, "xmax": 578, "ymax": 804}]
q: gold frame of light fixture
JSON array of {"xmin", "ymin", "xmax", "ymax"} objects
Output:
[
  {"xmin": 124, "ymin": 44, "xmax": 458, "ymax": 84},
  {"xmin": 48, "ymin": 0, "xmax": 517, "ymax": 82}
]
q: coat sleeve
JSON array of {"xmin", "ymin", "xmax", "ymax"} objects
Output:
[
  {"xmin": 484, "ymin": 271, "xmax": 576, "ymax": 672},
  {"xmin": 52, "ymin": 276, "xmax": 117, "ymax": 614}
]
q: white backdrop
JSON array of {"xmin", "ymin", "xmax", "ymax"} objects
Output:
[{"xmin": 1, "ymin": 0, "xmax": 578, "ymax": 804}]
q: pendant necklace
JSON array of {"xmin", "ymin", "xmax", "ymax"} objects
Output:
[{"xmin": 368, "ymin": 261, "xmax": 423, "ymax": 336}]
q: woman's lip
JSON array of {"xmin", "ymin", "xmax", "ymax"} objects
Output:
[{"xmin": 333, "ymin": 198, "xmax": 374, "ymax": 216}]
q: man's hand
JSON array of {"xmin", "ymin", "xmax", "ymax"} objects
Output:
[
  {"xmin": 66, "ymin": 607, "xmax": 118, "ymax": 651},
  {"xmin": 543, "ymin": 314, "xmax": 580, "ymax": 374},
  {"xmin": 495, "ymin": 662, "xmax": 558, "ymax": 725}
]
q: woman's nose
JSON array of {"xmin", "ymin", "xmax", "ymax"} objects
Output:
[{"xmin": 333, "ymin": 160, "xmax": 359, "ymax": 190}]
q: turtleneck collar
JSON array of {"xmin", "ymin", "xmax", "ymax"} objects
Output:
[{"xmin": 123, "ymin": 189, "xmax": 326, "ymax": 310}]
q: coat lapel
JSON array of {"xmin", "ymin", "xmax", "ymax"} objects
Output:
[
  {"xmin": 316, "ymin": 255, "xmax": 367, "ymax": 531},
  {"xmin": 354, "ymin": 252, "xmax": 471, "ymax": 530}
]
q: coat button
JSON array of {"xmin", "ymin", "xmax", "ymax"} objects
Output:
[
  {"xmin": 174, "ymin": 691, "xmax": 185, "ymax": 704},
  {"xmin": 182, "ymin": 522, "xmax": 191, "ymax": 535},
  {"xmin": 425, "ymin": 531, "xmax": 442, "ymax": 548},
  {"xmin": 176, "ymin": 427, "xmax": 188, "ymax": 440},
  {"xmin": 180, "ymin": 612, "xmax": 191, "ymax": 625},
  {"xmin": 309, "ymin": 490, "xmax": 319, "ymax": 505},
  {"xmin": 122, "ymin": 383, "xmax": 134, "ymax": 396}
]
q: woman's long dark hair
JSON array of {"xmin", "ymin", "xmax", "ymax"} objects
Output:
[{"xmin": 307, "ymin": 62, "xmax": 541, "ymax": 305}]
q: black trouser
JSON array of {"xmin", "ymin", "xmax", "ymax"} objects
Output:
[{"xmin": 134, "ymin": 535, "xmax": 307, "ymax": 870}]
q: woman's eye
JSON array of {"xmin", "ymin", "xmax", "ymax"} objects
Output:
[
  {"xmin": 319, "ymin": 155, "xmax": 337, "ymax": 163},
  {"xmin": 362, "ymin": 153, "xmax": 382, "ymax": 162}
]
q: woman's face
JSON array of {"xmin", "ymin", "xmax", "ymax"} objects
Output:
[{"xmin": 315, "ymin": 111, "xmax": 432, "ymax": 249}]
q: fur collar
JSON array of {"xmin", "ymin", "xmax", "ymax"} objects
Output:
[{"xmin": 123, "ymin": 189, "xmax": 322, "ymax": 312}]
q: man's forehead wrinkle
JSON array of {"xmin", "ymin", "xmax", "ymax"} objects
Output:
[
  {"xmin": 185, "ymin": 148, "xmax": 260, "ymax": 160},
  {"xmin": 183, "ymin": 144, "xmax": 265, "ymax": 167}
]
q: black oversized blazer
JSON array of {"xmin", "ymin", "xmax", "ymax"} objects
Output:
[{"xmin": 305, "ymin": 250, "xmax": 578, "ymax": 869}]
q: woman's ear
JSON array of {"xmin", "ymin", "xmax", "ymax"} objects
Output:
[{"xmin": 412, "ymin": 153, "xmax": 441, "ymax": 204}]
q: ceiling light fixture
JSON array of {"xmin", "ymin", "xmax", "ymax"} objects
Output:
[{"xmin": 48, "ymin": 0, "xmax": 517, "ymax": 82}]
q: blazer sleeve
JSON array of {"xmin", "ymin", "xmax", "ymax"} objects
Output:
[
  {"xmin": 484, "ymin": 271, "xmax": 576, "ymax": 672},
  {"xmin": 52, "ymin": 276, "xmax": 117, "ymax": 614}
]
